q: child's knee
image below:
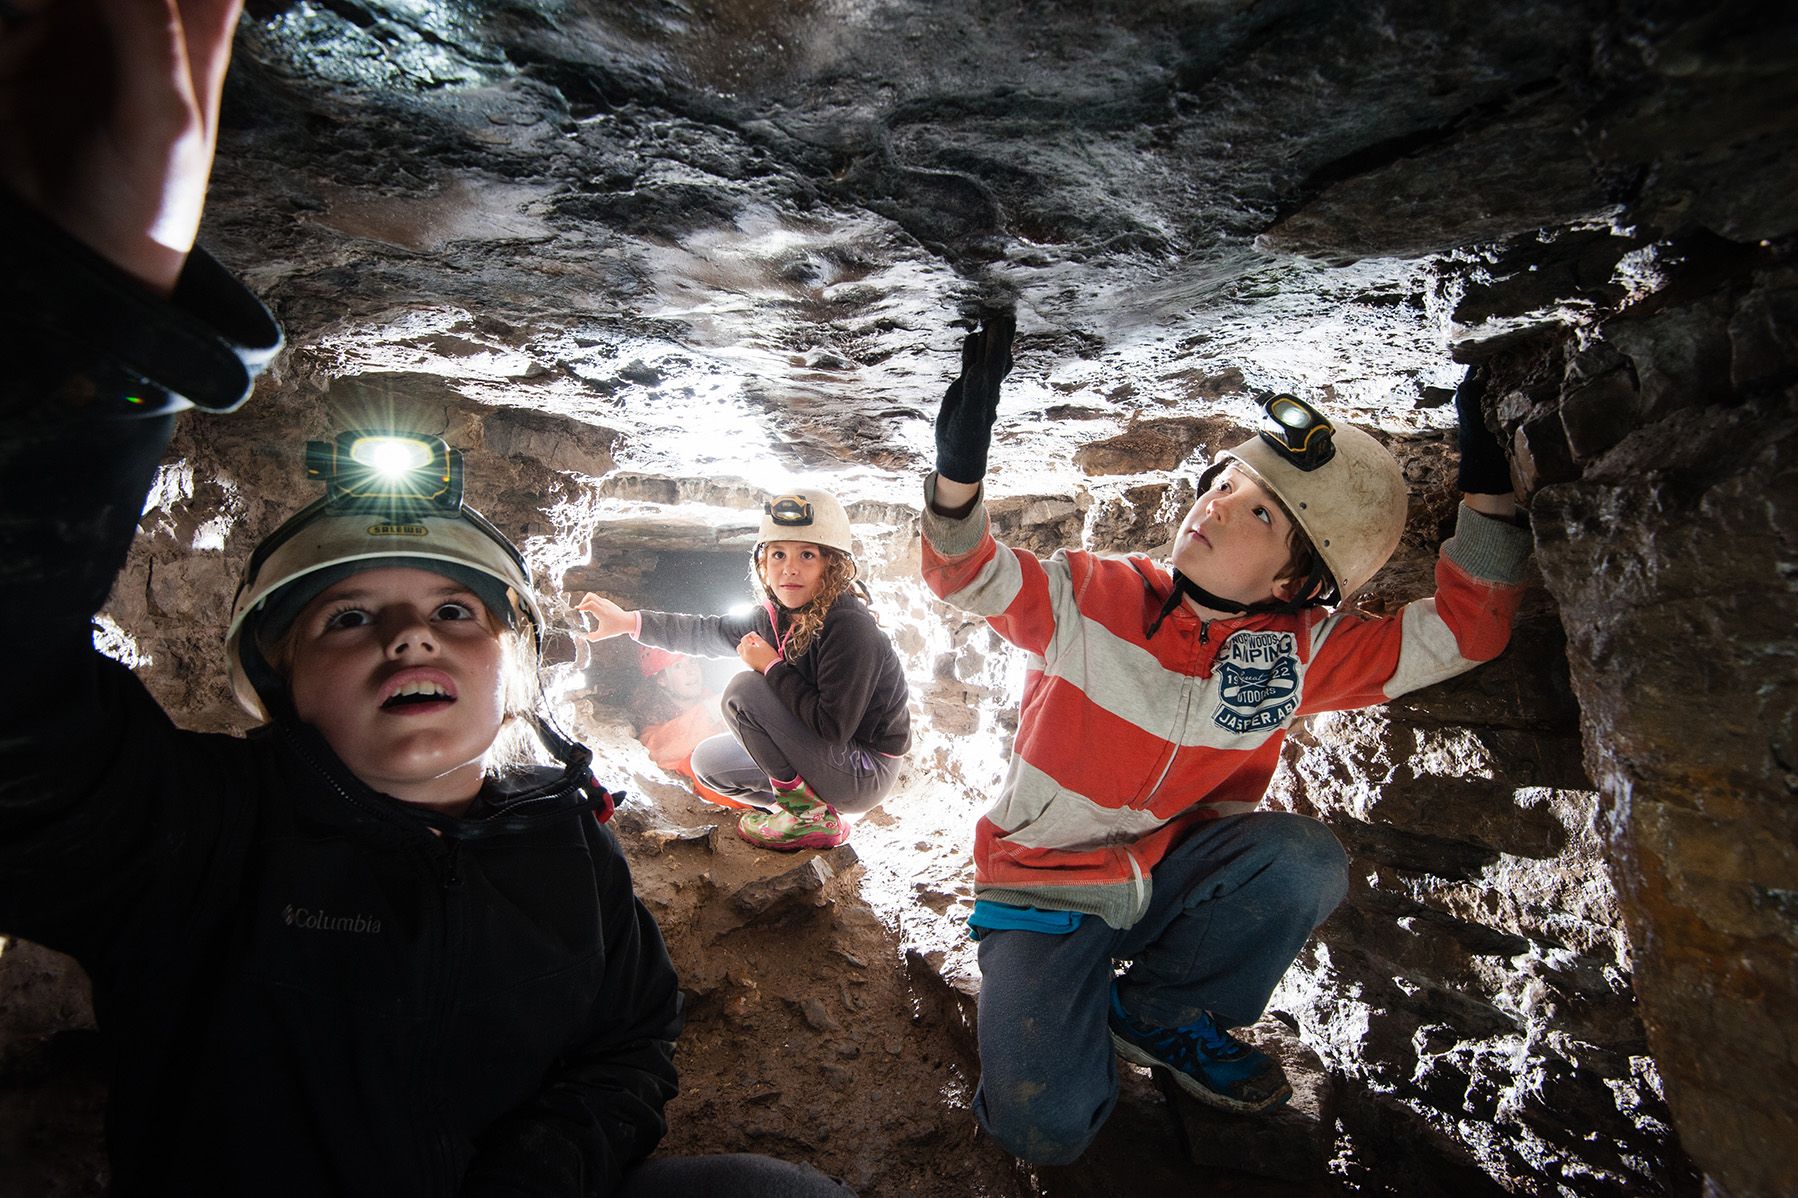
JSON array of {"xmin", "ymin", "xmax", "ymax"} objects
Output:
[
  {"xmin": 1267, "ymin": 814, "xmax": 1349, "ymax": 910},
  {"xmin": 974, "ymin": 1080, "xmax": 1104, "ymax": 1166},
  {"xmin": 719, "ymin": 669, "xmax": 768, "ymax": 720}
]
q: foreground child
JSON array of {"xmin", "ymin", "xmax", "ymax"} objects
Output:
[
  {"xmin": 578, "ymin": 490, "xmax": 910, "ymax": 851},
  {"xmin": 921, "ymin": 314, "xmax": 1529, "ymax": 1164},
  {"xmin": 0, "ymin": 4, "xmax": 849, "ymax": 1193}
]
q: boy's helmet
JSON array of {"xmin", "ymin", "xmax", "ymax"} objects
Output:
[
  {"xmin": 224, "ymin": 431, "xmax": 542, "ymax": 721},
  {"xmin": 757, "ymin": 488, "xmax": 855, "ymax": 559},
  {"xmin": 1206, "ymin": 394, "xmax": 1408, "ymax": 601}
]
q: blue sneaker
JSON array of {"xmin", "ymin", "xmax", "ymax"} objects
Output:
[{"xmin": 1107, "ymin": 986, "xmax": 1293, "ymax": 1114}]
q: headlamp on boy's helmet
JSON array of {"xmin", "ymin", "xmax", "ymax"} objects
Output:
[{"xmin": 1257, "ymin": 393, "xmax": 1336, "ymax": 472}]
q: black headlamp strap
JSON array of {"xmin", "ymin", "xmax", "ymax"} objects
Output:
[{"xmin": 1146, "ymin": 570, "xmax": 1332, "ymax": 637}]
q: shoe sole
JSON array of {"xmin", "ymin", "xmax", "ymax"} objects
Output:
[{"xmin": 1110, "ymin": 1032, "xmax": 1293, "ymax": 1115}]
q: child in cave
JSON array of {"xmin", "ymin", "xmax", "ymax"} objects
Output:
[
  {"xmin": 920, "ymin": 312, "xmax": 1530, "ymax": 1164},
  {"xmin": 625, "ymin": 645, "xmax": 741, "ymax": 809},
  {"xmin": 0, "ymin": 3, "xmax": 851, "ymax": 1194},
  {"xmin": 577, "ymin": 489, "xmax": 911, "ymax": 851}
]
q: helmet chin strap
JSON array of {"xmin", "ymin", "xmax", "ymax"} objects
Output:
[{"xmin": 1146, "ymin": 564, "xmax": 1336, "ymax": 637}]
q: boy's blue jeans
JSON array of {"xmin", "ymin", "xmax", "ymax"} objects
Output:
[{"xmin": 972, "ymin": 811, "xmax": 1348, "ymax": 1165}]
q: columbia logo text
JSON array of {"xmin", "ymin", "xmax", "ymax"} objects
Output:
[{"xmin": 283, "ymin": 904, "xmax": 383, "ymax": 935}]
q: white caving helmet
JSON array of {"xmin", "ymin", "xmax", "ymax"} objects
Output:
[
  {"xmin": 1203, "ymin": 393, "xmax": 1408, "ymax": 603},
  {"xmin": 224, "ymin": 430, "xmax": 542, "ymax": 722},
  {"xmin": 222, "ymin": 429, "xmax": 616, "ymax": 829},
  {"xmin": 756, "ymin": 488, "xmax": 856, "ymax": 564}
]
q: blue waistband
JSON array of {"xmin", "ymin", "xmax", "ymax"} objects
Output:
[{"xmin": 967, "ymin": 900, "xmax": 1087, "ymax": 940}]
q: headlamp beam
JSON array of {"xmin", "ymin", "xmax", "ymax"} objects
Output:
[{"xmin": 305, "ymin": 429, "xmax": 463, "ymax": 515}]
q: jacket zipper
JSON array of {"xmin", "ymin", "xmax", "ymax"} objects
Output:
[
  {"xmin": 1142, "ymin": 622, "xmax": 1207, "ymax": 803},
  {"xmin": 430, "ymin": 837, "xmax": 464, "ymax": 1190},
  {"xmin": 285, "ymin": 728, "xmax": 463, "ymax": 1188}
]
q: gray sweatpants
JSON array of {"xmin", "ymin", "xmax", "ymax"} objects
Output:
[{"xmin": 689, "ymin": 671, "xmax": 901, "ymax": 815}]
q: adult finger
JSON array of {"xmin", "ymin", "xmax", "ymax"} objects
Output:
[{"xmin": 176, "ymin": 0, "xmax": 245, "ymax": 143}]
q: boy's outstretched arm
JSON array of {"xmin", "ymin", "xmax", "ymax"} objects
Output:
[
  {"xmin": 0, "ymin": 0, "xmax": 276, "ymax": 953},
  {"xmin": 1453, "ymin": 363, "xmax": 1523, "ymax": 521},
  {"xmin": 931, "ymin": 311, "xmax": 1016, "ymax": 516}
]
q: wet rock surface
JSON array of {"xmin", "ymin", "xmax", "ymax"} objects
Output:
[{"xmin": 5, "ymin": 1, "xmax": 1797, "ymax": 1195}]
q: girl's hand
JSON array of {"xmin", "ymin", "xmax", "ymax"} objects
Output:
[
  {"xmin": 737, "ymin": 632, "xmax": 778, "ymax": 673},
  {"xmin": 574, "ymin": 592, "xmax": 635, "ymax": 641},
  {"xmin": 0, "ymin": 0, "xmax": 246, "ymax": 296}
]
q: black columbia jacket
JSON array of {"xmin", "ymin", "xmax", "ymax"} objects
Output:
[{"xmin": 0, "ymin": 198, "xmax": 681, "ymax": 1196}]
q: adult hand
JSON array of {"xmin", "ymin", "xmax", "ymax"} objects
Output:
[
  {"xmin": 0, "ymin": 0, "xmax": 245, "ymax": 296},
  {"xmin": 934, "ymin": 310, "xmax": 1016, "ymax": 485},
  {"xmin": 1454, "ymin": 364, "xmax": 1514, "ymax": 497},
  {"xmin": 574, "ymin": 592, "xmax": 636, "ymax": 641},
  {"xmin": 737, "ymin": 632, "xmax": 778, "ymax": 674}
]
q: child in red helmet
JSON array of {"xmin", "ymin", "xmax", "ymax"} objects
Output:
[
  {"xmin": 578, "ymin": 489, "xmax": 911, "ymax": 851},
  {"xmin": 626, "ymin": 645, "xmax": 740, "ymax": 809}
]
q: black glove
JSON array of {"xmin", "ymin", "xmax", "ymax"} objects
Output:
[
  {"xmin": 1454, "ymin": 364, "xmax": 1513, "ymax": 495},
  {"xmin": 934, "ymin": 311, "xmax": 1016, "ymax": 484}
]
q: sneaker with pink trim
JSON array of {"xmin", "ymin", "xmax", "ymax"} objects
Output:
[{"xmin": 736, "ymin": 783, "xmax": 848, "ymax": 851}]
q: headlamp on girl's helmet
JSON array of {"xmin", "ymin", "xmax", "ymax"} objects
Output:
[
  {"xmin": 304, "ymin": 430, "xmax": 464, "ymax": 514},
  {"xmin": 224, "ymin": 429, "xmax": 541, "ymax": 721}
]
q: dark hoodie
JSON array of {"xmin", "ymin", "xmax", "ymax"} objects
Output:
[{"xmin": 0, "ymin": 201, "xmax": 680, "ymax": 1196}]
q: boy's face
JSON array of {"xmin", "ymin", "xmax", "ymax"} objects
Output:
[
  {"xmin": 285, "ymin": 567, "xmax": 508, "ymax": 809},
  {"xmin": 760, "ymin": 540, "xmax": 828, "ymax": 609},
  {"xmin": 1171, "ymin": 465, "xmax": 1298, "ymax": 608}
]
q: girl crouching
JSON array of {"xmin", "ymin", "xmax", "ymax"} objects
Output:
[{"xmin": 579, "ymin": 489, "xmax": 910, "ymax": 851}]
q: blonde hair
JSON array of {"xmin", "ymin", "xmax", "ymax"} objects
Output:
[{"xmin": 751, "ymin": 544, "xmax": 865, "ymax": 659}]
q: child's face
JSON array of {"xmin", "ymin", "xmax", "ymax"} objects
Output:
[
  {"xmin": 657, "ymin": 657, "xmax": 705, "ymax": 703},
  {"xmin": 1171, "ymin": 465, "xmax": 1298, "ymax": 607},
  {"xmin": 285, "ymin": 567, "xmax": 508, "ymax": 808},
  {"xmin": 760, "ymin": 541, "xmax": 828, "ymax": 609}
]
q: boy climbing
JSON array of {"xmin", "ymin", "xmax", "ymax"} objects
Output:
[{"xmin": 920, "ymin": 313, "xmax": 1529, "ymax": 1164}]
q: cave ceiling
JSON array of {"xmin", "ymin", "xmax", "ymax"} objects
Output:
[{"xmin": 201, "ymin": 0, "xmax": 1792, "ymax": 504}]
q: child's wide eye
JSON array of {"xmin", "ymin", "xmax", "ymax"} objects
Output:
[
  {"xmin": 322, "ymin": 607, "xmax": 370, "ymax": 630},
  {"xmin": 1254, "ymin": 506, "xmax": 1272, "ymax": 525},
  {"xmin": 435, "ymin": 601, "xmax": 477, "ymax": 621}
]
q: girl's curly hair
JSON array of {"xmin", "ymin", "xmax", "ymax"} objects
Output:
[{"xmin": 751, "ymin": 545, "xmax": 867, "ymax": 659}]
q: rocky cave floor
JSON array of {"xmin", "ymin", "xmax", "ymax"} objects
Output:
[{"xmin": 570, "ymin": 712, "xmax": 1394, "ymax": 1198}]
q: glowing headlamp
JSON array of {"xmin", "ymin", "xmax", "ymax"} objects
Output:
[
  {"xmin": 764, "ymin": 495, "xmax": 815, "ymax": 527},
  {"xmin": 304, "ymin": 430, "xmax": 464, "ymax": 514},
  {"xmin": 1257, "ymin": 393, "xmax": 1336, "ymax": 472}
]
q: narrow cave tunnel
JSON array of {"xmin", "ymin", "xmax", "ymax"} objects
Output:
[{"xmin": 2, "ymin": 3, "xmax": 1795, "ymax": 1197}]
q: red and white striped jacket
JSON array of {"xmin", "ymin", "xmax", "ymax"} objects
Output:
[{"xmin": 920, "ymin": 476, "xmax": 1532, "ymax": 929}]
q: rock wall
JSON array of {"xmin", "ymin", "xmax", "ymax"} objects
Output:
[{"xmin": 1514, "ymin": 252, "xmax": 1798, "ymax": 1198}]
